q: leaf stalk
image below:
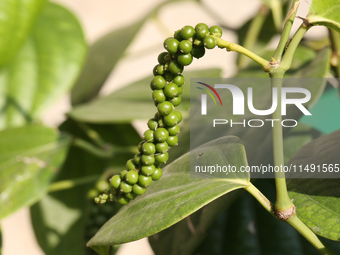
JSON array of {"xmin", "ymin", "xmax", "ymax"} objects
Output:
[{"xmin": 215, "ymin": 37, "xmax": 270, "ymax": 69}]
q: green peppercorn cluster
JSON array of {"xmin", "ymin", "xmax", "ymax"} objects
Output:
[
  {"xmin": 86, "ymin": 181, "xmax": 122, "ymax": 245},
  {"xmin": 94, "ymin": 23, "xmax": 223, "ymax": 205}
]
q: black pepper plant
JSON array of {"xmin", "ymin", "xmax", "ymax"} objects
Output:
[
  {"xmin": 1, "ymin": 1, "xmax": 340, "ymax": 255},
  {"xmin": 93, "ymin": 23, "xmax": 223, "ymax": 206}
]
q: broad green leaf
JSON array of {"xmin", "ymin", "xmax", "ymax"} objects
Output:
[
  {"xmin": 149, "ymin": 190, "xmax": 243, "ymax": 255},
  {"xmin": 289, "ymin": 47, "xmax": 331, "ymax": 78},
  {"xmin": 31, "ymin": 121, "xmax": 140, "ymax": 255},
  {"xmin": 71, "ymin": 21, "xmax": 145, "ymax": 106},
  {"xmin": 0, "ymin": 0, "xmax": 46, "ymax": 67},
  {"xmin": 31, "ymin": 189, "xmax": 121, "ymax": 255},
  {"xmin": 87, "ymin": 136, "xmax": 250, "ymax": 252},
  {"xmin": 283, "ymin": 124, "xmax": 320, "ymax": 164},
  {"xmin": 0, "ymin": 125, "xmax": 69, "ymax": 220},
  {"xmin": 308, "ymin": 0, "xmax": 340, "ymax": 33},
  {"xmin": 0, "ymin": 2, "xmax": 86, "ymax": 129},
  {"xmin": 68, "ymin": 69, "xmax": 221, "ymax": 123},
  {"xmin": 288, "ymin": 46, "xmax": 317, "ymax": 70},
  {"xmin": 287, "ymin": 129, "xmax": 340, "ymax": 240}
]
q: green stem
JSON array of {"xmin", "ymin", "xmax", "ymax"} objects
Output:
[
  {"xmin": 270, "ymin": 0, "xmax": 283, "ymax": 32},
  {"xmin": 287, "ymin": 215, "xmax": 337, "ymax": 255},
  {"xmin": 215, "ymin": 37, "xmax": 270, "ymax": 69},
  {"xmin": 270, "ymin": 75, "xmax": 293, "ymax": 211},
  {"xmin": 73, "ymin": 138, "xmax": 138, "ymax": 158},
  {"xmin": 245, "ymin": 183, "xmax": 336, "ymax": 255},
  {"xmin": 112, "ymin": 145, "xmax": 139, "ymax": 154},
  {"xmin": 238, "ymin": 5, "xmax": 269, "ymax": 69},
  {"xmin": 48, "ymin": 175, "xmax": 99, "ymax": 193},
  {"xmin": 273, "ymin": 0, "xmax": 301, "ymax": 61},
  {"xmin": 244, "ymin": 183, "xmax": 275, "ymax": 215},
  {"xmin": 77, "ymin": 122, "xmax": 107, "ymax": 149},
  {"xmin": 280, "ymin": 24, "xmax": 310, "ymax": 71},
  {"xmin": 73, "ymin": 138, "xmax": 113, "ymax": 158}
]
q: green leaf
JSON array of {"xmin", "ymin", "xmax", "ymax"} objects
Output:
[
  {"xmin": 308, "ymin": 0, "xmax": 340, "ymax": 33},
  {"xmin": 288, "ymin": 46, "xmax": 317, "ymax": 70},
  {"xmin": 289, "ymin": 47, "xmax": 331, "ymax": 78},
  {"xmin": 0, "ymin": 2, "xmax": 86, "ymax": 129},
  {"xmin": 68, "ymin": 69, "xmax": 222, "ymax": 123},
  {"xmin": 148, "ymin": 190, "xmax": 243, "ymax": 255},
  {"xmin": 31, "ymin": 187, "xmax": 121, "ymax": 255},
  {"xmin": 287, "ymin": 129, "xmax": 340, "ymax": 240},
  {"xmin": 87, "ymin": 136, "xmax": 250, "ymax": 250},
  {"xmin": 31, "ymin": 122, "xmax": 140, "ymax": 255},
  {"xmin": 0, "ymin": 0, "xmax": 46, "ymax": 67},
  {"xmin": 70, "ymin": 20, "xmax": 145, "ymax": 106},
  {"xmin": 283, "ymin": 124, "xmax": 320, "ymax": 165},
  {"xmin": 0, "ymin": 125, "xmax": 69, "ymax": 220}
]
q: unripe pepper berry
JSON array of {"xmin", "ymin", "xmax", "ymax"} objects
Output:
[{"xmin": 181, "ymin": 25, "xmax": 195, "ymax": 40}]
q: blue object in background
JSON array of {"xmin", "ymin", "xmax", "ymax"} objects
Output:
[{"xmin": 300, "ymin": 87, "xmax": 340, "ymax": 134}]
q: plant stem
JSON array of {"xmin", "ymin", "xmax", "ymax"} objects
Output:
[
  {"xmin": 73, "ymin": 138, "xmax": 138, "ymax": 158},
  {"xmin": 77, "ymin": 122, "xmax": 107, "ymax": 149},
  {"xmin": 273, "ymin": 0, "xmax": 301, "ymax": 61},
  {"xmin": 48, "ymin": 175, "xmax": 99, "ymax": 193},
  {"xmin": 244, "ymin": 183, "xmax": 275, "ymax": 215},
  {"xmin": 287, "ymin": 215, "xmax": 337, "ymax": 255},
  {"xmin": 215, "ymin": 37, "xmax": 270, "ymax": 69},
  {"xmin": 270, "ymin": 75, "xmax": 294, "ymax": 212},
  {"xmin": 238, "ymin": 5, "xmax": 269, "ymax": 69},
  {"xmin": 280, "ymin": 24, "xmax": 310, "ymax": 70},
  {"xmin": 73, "ymin": 138, "xmax": 114, "ymax": 158},
  {"xmin": 246, "ymin": 183, "xmax": 336, "ymax": 255},
  {"xmin": 270, "ymin": 0, "xmax": 283, "ymax": 32}
]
